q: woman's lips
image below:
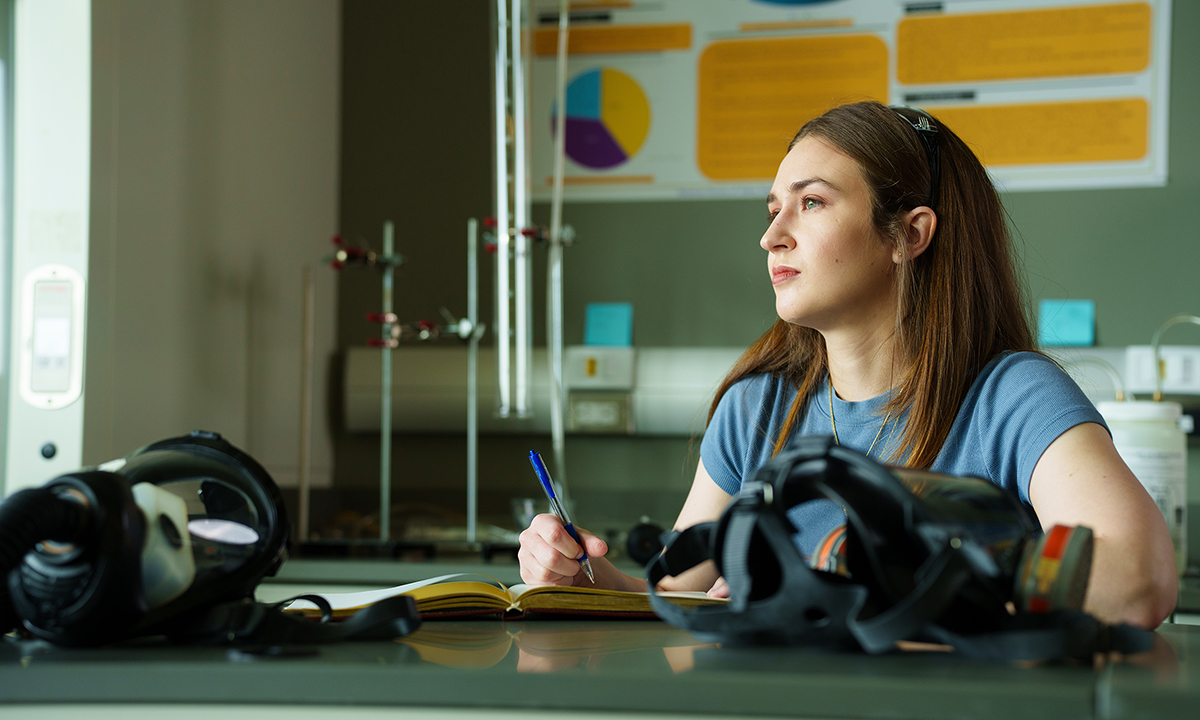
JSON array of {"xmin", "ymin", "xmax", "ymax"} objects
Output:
[{"xmin": 771, "ymin": 267, "xmax": 799, "ymax": 286}]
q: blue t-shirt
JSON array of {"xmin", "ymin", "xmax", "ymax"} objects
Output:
[{"xmin": 700, "ymin": 351, "xmax": 1106, "ymax": 556}]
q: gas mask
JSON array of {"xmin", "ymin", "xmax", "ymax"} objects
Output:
[
  {"xmin": 1, "ymin": 431, "xmax": 418, "ymax": 646},
  {"xmin": 648, "ymin": 436, "xmax": 1150, "ymax": 661}
]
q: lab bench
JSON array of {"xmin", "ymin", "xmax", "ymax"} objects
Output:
[
  {"xmin": 0, "ymin": 618, "xmax": 1194, "ymax": 719},
  {"xmin": 4, "ymin": 559, "xmax": 1200, "ymax": 719}
]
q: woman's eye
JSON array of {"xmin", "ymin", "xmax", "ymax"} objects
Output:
[
  {"xmin": 803, "ymin": 197, "xmax": 821, "ymax": 210},
  {"xmin": 765, "ymin": 210, "xmax": 779, "ymax": 224}
]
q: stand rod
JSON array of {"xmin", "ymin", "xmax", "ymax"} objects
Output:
[
  {"xmin": 297, "ymin": 265, "xmax": 315, "ymax": 542},
  {"xmin": 380, "ymin": 221, "xmax": 395, "ymax": 541},
  {"xmin": 467, "ymin": 218, "xmax": 480, "ymax": 544}
]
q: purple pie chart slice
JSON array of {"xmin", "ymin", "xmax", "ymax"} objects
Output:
[{"xmin": 564, "ymin": 117, "xmax": 627, "ymax": 170}]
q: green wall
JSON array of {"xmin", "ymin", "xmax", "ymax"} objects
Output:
[{"xmin": 334, "ymin": 1, "xmax": 1200, "ymax": 546}]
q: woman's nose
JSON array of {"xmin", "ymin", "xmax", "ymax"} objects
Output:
[{"xmin": 760, "ymin": 219, "xmax": 795, "ymax": 252}]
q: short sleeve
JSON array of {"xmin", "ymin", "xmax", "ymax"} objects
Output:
[
  {"xmin": 940, "ymin": 352, "xmax": 1107, "ymax": 503},
  {"xmin": 700, "ymin": 376, "xmax": 775, "ymax": 496}
]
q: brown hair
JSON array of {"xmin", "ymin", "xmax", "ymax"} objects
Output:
[{"xmin": 708, "ymin": 101, "xmax": 1036, "ymax": 468}]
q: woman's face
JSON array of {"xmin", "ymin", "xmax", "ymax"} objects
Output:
[{"xmin": 761, "ymin": 136, "xmax": 899, "ymax": 334}]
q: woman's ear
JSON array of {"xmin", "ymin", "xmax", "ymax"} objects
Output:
[{"xmin": 892, "ymin": 207, "xmax": 936, "ymax": 264}]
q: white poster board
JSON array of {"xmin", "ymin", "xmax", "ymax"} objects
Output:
[{"xmin": 529, "ymin": 0, "xmax": 1171, "ymax": 201}]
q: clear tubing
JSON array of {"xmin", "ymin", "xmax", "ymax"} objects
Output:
[
  {"xmin": 1151, "ymin": 314, "xmax": 1200, "ymax": 401},
  {"xmin": 494, "ymin": 0, "xmax": 512, "ymax": 417},
  {"xmin": 512, "ymin": 0, "xmax": 532, "ymax": 418},
  {"xmin": 547, "ymin": 0, "xmax": 570, "ymax": 494},
  {"xmin": 380, "ymin": 221, "xmax": 395, "ymax": 541},
  {"xmin": 1063, "ymin": 356, "xmax": 1128, "ymax": 402},
  {"xmin": 467, "ymin": 219, "xmax": 479, "ymax": 544}
]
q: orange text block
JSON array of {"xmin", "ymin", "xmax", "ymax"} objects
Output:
[
  {"xmin": 534, "ymin": 22, "xmax": 691, "ymax": 56},
  {"xmin": 697, "ymin": 34, "xmax": 888, "ymax": 180},
  {"xmin": 935, "ymin": 98, "xmax": 1148, "ymax": 166},
  {"xmin": 898, "ymin": 2, "xmax": 1152, "ymax": 84}
]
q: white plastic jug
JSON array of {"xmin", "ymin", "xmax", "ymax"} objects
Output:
[{"xmin": 1097, "ymin": 400, "xmax": 1191, "ymax": 576}]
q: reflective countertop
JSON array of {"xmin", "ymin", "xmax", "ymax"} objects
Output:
[{"xmin": 2, "ymin": 619, "xmax": 1196, "ymax": 719}]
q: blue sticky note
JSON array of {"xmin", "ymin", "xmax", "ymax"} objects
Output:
[
  {"xmin": 584, "ymin": 303, "xmax": 633, "ymax": 346},
  {"xmin": 1038, "ymin": 299, "xmax": 1095, "ymax": 347}
]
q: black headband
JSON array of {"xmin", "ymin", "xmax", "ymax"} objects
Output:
[{"xmin": 890, "ymin": 105, "xmax": 940, "ymax": 213}]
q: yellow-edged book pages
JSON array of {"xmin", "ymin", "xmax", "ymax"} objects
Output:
[
  {"xmin": 285, "ymin": 573, "xmax": 726, "ymax": 620},
  {"xmin": 503, "ymin": 583, "xmax": 723, "ymax": 618}
]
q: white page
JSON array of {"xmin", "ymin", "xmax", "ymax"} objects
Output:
[
  {"xmin": 509, "ymin": 583, "xmax": 716, "ymax": 600},
  {"xmin": 285, "ymin": 573, "xmax": 504, "ymax": 612}
]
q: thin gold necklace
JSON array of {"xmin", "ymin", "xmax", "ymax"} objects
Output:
[{"xmin": 829, "ymin": 380, "xmax": 894, "ymax": 460}]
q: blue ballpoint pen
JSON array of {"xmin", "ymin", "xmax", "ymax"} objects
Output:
[{"xmin": 528, "ymin": 450, "xmax": 594, "ymax": 583}]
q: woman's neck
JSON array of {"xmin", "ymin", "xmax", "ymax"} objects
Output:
[{"xmin": 823, "ymin": 325, "xmax": 900, "ymax": 402}]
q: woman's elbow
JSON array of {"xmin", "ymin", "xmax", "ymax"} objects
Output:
[
  {"xmin": 1119, "ymin": 570, "xmax": 1177, "ymax": 629},
  {"xmin": 1133, "ymin": 558, "xmax": 1178, "ymax": 629},
  {"xmin": 1085, "ymin": 531, "xmax": 1178, "ymax": 629},
  {"xmin": 1135, "ymin": 528, "xmax": 1180, "ymax": 628}
]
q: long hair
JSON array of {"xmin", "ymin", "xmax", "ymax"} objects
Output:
[{"xmin": 708, "ymin": 101, "xmax": 1037, "ymax": 468}]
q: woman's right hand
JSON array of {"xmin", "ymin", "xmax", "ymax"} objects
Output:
[{"xmin": 518, "ymin": 513, "xmax": 625, "ymax": 589}]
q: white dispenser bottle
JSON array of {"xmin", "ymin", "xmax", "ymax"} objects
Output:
[{"xmin": 1097, "ymin": 400, "xmax": 1190, "ymax": 576}]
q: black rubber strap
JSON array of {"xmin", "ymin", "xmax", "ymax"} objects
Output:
[
  {"xmin": 272, "ymin": 594, "xmax": 334, "ymax": 622},
  {"xmin": 177, "ymin": 595, "xmax": 421, "ymax": 645},
  {"xmin": 647, "ymin": 523, "xmax": 714, "ymax": 586},
  {"xmin": 722, "ymin": 513, "xmax": 757, "ymax": 613},
  {"xmin": 647, "ymin": 523, "xmax": 717, "ymax": 623},
  {"xmin": 925, "ymin": 612, "xmax": 1154, "ymax": 661}
]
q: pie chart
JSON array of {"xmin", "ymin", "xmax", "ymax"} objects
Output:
[{"xmin": 551, "ymin": 67, "xmax": 651, "ymax": 170}]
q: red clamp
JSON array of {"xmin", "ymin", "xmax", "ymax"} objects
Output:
[{"xmin": 367, "ymin": 312, "xmax": 399, "ymax": 324}]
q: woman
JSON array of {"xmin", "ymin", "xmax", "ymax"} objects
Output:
[{"xmin": 518, "ymin": 101, "xmax": 1177, "ymax": 629}]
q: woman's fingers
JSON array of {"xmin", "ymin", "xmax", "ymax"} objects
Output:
[
  {"xmin": 518, "ymin": 514, "xmax": 605, "ymax": 586},
  {"xmin": 707, "ymin": 576, "xmax": 730, "ymax": 598},
  {"xmin": 576, "ymin": 527, "xmax": 608, "ymax": 559},
  {"xmin": 517, "ymin": 534, "xmax": 574, "ymax": 584}
]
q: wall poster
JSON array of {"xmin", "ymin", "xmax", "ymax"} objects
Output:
[{"xmin": 529, "ymin": 0, "xmax": 1171, "ymax": 202}]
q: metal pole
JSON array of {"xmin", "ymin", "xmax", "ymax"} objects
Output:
[
  {"xmin": 494, "ymin": 0, "xmax": 512, "ymax": 417},
  {"xmin": 380, "ymin": 221, "xmax": 395, "ymax": 541},
  {"xmin": 547, "ymin": 0, "xmax": 570, "ymax": 494},
  {"xmin": 512, "ymin": 0, "xmax": 532, "ymax": 419},
  {"xmin": 297, "ymin": 265, "xmax": 315, "ymax": 543},
  {"xmin": 467, "ymin": 219, "xmax": 479, "ymax": 544}
]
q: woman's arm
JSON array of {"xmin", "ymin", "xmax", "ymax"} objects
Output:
[
  {"xmin": 517, "ymin": 459, "xmax": 732, "ymax": 593},
  {"xmin": 1029, "ymin": 421, "xmax": 1178, "ymax": 628}
]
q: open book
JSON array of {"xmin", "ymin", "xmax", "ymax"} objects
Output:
[{"xmin": 285, "ymin": 573, "xmax": 726, "ymax": 620}]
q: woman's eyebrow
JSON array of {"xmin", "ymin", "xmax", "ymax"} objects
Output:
[{"xmin": 766, "ymin": 177, "xmax": 840, "ymax": 204}]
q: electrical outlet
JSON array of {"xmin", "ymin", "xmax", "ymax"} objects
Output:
[{"xmin": 1125, "ymin": 345, "xmax": 1200, "ymax": 395}]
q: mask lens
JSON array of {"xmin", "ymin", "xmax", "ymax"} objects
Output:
[
  {"xmin": 187, "ymin": 518, "xmax": 260, "ymax": 545},
  {"xmin": 156, "ymin": 476, "xmax": 267, "ymax": 578}
]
